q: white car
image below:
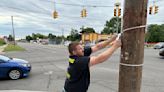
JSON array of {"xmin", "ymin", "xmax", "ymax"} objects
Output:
[{"xmin": 154, "ymin": 42, "xmax": 164, "ymax": 49}]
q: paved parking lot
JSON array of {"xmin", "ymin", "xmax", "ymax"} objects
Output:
[{"xmin": 0, "ymin": 43, "xmax": 164, "ymax": 92}]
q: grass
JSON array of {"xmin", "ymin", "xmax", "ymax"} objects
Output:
[
  {"xmin": 0, "ymin": 39, "xmax": 6, "ymax": 46},
  {"xmin": 4, "ymin": 44, "xmax": 25, "ymax": 52},
  {"xmin": 0, "ymin": 44, "xmax": 4, "ymax": 46}
]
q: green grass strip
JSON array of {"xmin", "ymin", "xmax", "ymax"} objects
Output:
[{"xmin": 4, "ymin": 44, "xmax": 25, "ymax": 52}]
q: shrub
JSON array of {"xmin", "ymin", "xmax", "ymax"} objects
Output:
[{"xmin": 0, "ymin": 39, "xmax": 6, "ymax": 46}]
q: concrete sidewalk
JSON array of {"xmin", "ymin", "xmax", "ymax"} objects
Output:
[
  {"xmin": 0, "ymin": 45, "xmax": 7, "ymax": 54},
  {"xmin": 0, "ymin": 90, "xmax": 46, "ymax": 92}
]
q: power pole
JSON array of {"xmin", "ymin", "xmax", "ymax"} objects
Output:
[
  {"xmin": 119, "ymin": 0, "xmax": 148, "ymax": 92},
  {"xmin": 11, "ymin": 16, "xmax": 16, "ymax": 45}
]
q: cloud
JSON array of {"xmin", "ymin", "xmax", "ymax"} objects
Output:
[{"xmin": 0, "ymin": 0, "xmax": 164, "ymax": 38}]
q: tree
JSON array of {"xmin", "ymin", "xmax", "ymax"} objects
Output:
[
  {"xmin": 32, "ymin": 33, "xmax": 37, "ymax": 40},
  {"xmin": 8, "ymin": 35, "xmax": 14, "ymax": 41},
  {"xmin": 101, "ymin": 17, "xmax": 121, "ymax": 34},
  {"xmin": 80, "ymin": 27, "xmax": 95, "ymax": 33},
  {"xmin": 67, "ymin": 29, "xmax": 81, "ymax": 41},
  {"xmin": 31, "ymin": 33, "xmax": 47, "ymax": 40},
  {"xmin": 145, "ymin": 24, "xmax": 164, "ymax": 42},
  {"xmin": 48, "ymin": 33, "xmax": 56, "ymax": 40},
  {"xmin": 26, "ymin": 35, "xmax": 33, "ymax": 42}
]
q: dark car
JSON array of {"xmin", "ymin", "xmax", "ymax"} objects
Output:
[
  {"xmin": 154, "ymin": 42, "xmax": 164, "ymax": 49},
  {"xmin": 159, "ymin": 48, "xmax": 164, "ymax": 56},
  {"xmin": 0, "ymin": 55, "xmax": 31, "ymax": 80}
]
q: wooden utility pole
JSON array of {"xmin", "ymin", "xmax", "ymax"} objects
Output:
[{"xmin": 119, "ymin": 0, "xmax": 148, "ymax": 92}]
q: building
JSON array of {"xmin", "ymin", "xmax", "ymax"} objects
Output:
[{"xmin": 81, "ymin": 33, "xmax": 112, "ymax": 44}]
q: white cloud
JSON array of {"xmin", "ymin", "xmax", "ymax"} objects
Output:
[{"xmin": 0, "ymin": 0, "xmax": 164, "ymax": 38}]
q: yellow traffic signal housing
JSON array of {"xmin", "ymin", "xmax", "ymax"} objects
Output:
[
  {"xmin": 149, "ymin": 6, "xmax": 152, "ymax": 15},
  {"xmin": 114, "ymin": 8, "xmax": 117, "ymax": 16},
  {"xmin": 118, "ymin": 8, "xmax": 121, "ymax": 16},
  {"xmin": 154, "ymin": 6, "xmax": 158, "ymax": 14},
  {"xmin": 81, "ymin": 10, "xmax": 84, "ymax": 17},
  {"xmin": 83, "ymin": 9, "xmax": 87, "ymax": 17},
  {"xmin": 81, "ymin": 9, "xmax": 87, "ymax": 18},
  {"xmin": 53, "ymin": 11, "xmax": 58, "ymax": 19}
]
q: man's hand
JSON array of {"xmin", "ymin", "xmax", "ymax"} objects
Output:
[
  {"xmin": 90, "ymin": 39, "xmax": 122, "ymax": 67},
  {"xmin": 112, "ymin": 39, "xmax": 122, "ymax": 48},
  {"xmin": 91, "ymin": 34, "xmax": 118, "ymax": 53},
  {"xmin": 109, "ymin": 34, "xmax": 117, "ymax": 42}
]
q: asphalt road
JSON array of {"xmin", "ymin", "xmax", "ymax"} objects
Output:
[{"xmin": 0, "ymin": 43, "xmax": 164, "ymax": 92}]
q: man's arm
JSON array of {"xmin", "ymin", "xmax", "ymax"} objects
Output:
[
  {"xmin": 90, "ymin": 39, "xmax": 121, "ymax": 66},
  {"xmin": 91, "ymin": 35, "xmax": 117, "ymax": 53}
]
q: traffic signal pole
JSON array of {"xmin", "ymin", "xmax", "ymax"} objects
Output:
[{"xmin": 118, "ymin": 0, "xmax": 148, "ymax": 92}]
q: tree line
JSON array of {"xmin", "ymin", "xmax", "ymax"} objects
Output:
[
  {"xmin": 24, "ymin": 17, "xmax": 163, "ymax": 43},
  {"xmin": 145, "ymin": 24, "xmax": 164, "ymax": 42}
]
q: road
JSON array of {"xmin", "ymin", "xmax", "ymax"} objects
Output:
[{"xmin": 0, "ymin": 43, "xmax": 164, "ymax": 92}]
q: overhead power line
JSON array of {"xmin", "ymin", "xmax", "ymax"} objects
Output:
[
  {"xmin": 55, "ymin": 2, "xmax": 114, "ymax": 7},
  {"xmin": 39, "ymin": 0, "xmax": 114, "ymax": 7}
]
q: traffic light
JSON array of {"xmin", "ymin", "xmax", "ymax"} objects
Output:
[
  {"xmin": 118, "ymin": 8, "xmax": 121, "ymax": 16},
  {"xmin": 149, "ymin": 6, "xmax": 152, "ymax": 15},
  {"xmin": 114, "ymin": 8, "xmax": 117, "ymax": 16},
  {"xmin": 83, "ymin": 9, "xmax": 87, "ymax": 17},
  {"xmin": 81, "ymin": 10, "xmax": 84, "ymax": 17},
  {"xmin": 81, "ymin": 9, "xmax": 87, "ymax": 18},
  {"xmin": 154, "ymin": 6, "xmax": 158, "ymax": 14},
  {"xmin": 53, "ymin": 11, "xmax": 58, "ymax": 19}
]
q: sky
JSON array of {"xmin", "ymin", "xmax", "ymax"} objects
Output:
[{"xmin": 0, "ymin": 0, "xmax": 164, "ymax": 39}]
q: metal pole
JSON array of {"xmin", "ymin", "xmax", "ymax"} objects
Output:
[
  {"xmin": 120, "ymin": 16, "xmax": 123, "ymax": 33},
  {"xmin": 118, "ymin": 0, "xmax": 148, "ymax": 92},
  {"xmin": 62, "ymin": 28, "xmax": 64, "ymax": 44},
  {"xmin": 11, "ymin": 16, "xmax": 16, "ymax": 45},
  {"xmin": 116, "ymin": 16, "xmax": 119, "ymax": 33}
]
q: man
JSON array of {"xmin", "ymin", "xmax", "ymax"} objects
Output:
[{"xmin": 63, "ymin": 35, "xmax": 121, "ymax": 92}]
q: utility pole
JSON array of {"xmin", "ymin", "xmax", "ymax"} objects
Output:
[
  {"xmin": 118, "ymin": 0, "xmax": 148, "ymax": 92},
  {"xmin": 62, "ymin": 28, "xmax": 64, "ymax": 44},
  {"xmin": 11, "ymin": 16, "xmax": 16, "ymax": 45}
]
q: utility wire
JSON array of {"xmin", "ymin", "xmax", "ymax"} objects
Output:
[
  {"xmin": 40, "ymin": 0, "xmax": 164, "ymax": 7},
  {"xmin": 39, "ymin": 0, "xmax": 114, "ymax": 7}
]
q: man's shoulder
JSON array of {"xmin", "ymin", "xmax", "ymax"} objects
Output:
[
  {"xmin": 77, "ymin": 56, "xmax": 90, "ymax": 60},
  {"xmin": 75, "ymin": 56, "xmax": 90, "ymax": 64}
]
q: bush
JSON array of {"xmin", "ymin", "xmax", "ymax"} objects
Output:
[{"xmin": 0, "ymin": 39, "xmax": 6, "ymax": 46}]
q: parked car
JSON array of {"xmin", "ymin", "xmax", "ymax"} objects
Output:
[
  {"xmin": 159, "ymin": 48, "xmax": 164, "ymax": 56},
  {"xmin": 0, "ymin": 55, "xmax": 31, "ymax": 80},
  {"xmin": 153, "ymin": 42, "xmax": 164, "ymax": 49},
  {"xmin": 84, "ymin": 42, "xmax": 95, "ymax": 47}
]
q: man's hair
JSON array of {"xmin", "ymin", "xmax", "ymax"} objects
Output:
[{"xmin": 68, "ymin": 42, "xmax": 80, "ymax": 55}]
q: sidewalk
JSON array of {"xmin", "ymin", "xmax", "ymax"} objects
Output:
[
  {"xmin": 0, "ymin": 45, "xmax": 7, "ymax": 54},
  {"xmin": 0, "ymin": 90, "xmax": 45, "ymax": 92}
]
